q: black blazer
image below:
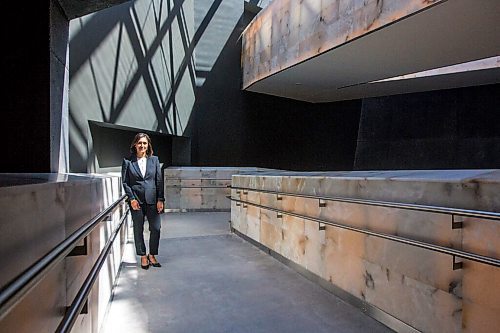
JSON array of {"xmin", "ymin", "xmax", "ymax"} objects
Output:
[{"xmin": 121, "ymin": 155, "xmax": 165, "ymax": 205}]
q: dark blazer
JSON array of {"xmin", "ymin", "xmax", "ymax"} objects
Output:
[{"xmin": 121, "ymin": 155, "xmax": 165, "ymax": 205}]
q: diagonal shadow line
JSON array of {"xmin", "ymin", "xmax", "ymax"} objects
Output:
[
  {"xmin": 172, "ymin": 2, "xmax": 196, "ymax": 134},
  {"xmin": 153, "ymin": 0, "xmax": 176, "ymax": 133},
  {"xmin": 109, "ymin": 22, "xmax": 125, "ymax": 122},
  {"xmin": 125, "ymin": 5, "xmax": 171, "ymax": 133},
  {"xmin": 153, "ymin": 0, "xmax": 173, "ymax": 93},
  {"xmin": 177, "ymin": 6, "xmax": 197, "ymax": 91},
  {"xmin": 70, "ymin": 4, "xmax": 133, "ymax": 78},
  {"xmin": 108, "ymin": 0, "xmax": 222, "ymax": 135},
  {"xmin": 87, "ymin": 50, "xmax": 108, "ymax": 121},
  {"xmin": 69, "ymin": 111, "xmax": 89, "ymax": 155},
  {"xmin": 156, "ymin": 10, "xmax": 175, "ymax": 95},
  {"xmin": 68, "ymin": 110, "xmax": 98, "ymax": 172},
  {"xmin": 148, "ymin": 0, "xmax": 175, "ymax": 106},
  {"xmin": 159, "ymin": 0, "xmax": 224, "ymax": 133},
  {"xmin": 167, "ymin": 0, "xmax": 177, "ymax": 135},
  {"xmin": 108, "ymin": 0, "xmax": 186, "ymax": 125},
  {"xmin": 156, "ymin": 0, "xmax": 164, "ymax": 31}
]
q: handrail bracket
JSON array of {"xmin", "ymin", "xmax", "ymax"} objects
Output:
[
  {"xmin": 67, "ymin": 237, "xmax": 88, "ymax": 257},
  {"xmin": 451, "ymin": 215, "xmax": 464, "ymax": 229},
  {"xmin": 453, "ymin": 255, "xmax": 463, "ymax": 270}
]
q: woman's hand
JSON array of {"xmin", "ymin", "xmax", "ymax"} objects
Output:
[
  {"xmin": 157, "ymin": 201, "xmax": 164, "ymax": 213},
  {"xmin": 130, "ymin": 199, "xmax": 140, "ymax": 210}
]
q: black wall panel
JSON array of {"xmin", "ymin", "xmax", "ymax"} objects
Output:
[
  {"xmin": 354, "ymin": 84, "xmax": 500, "ymax": 170},
  {"xmin": 3, "ymin": 3, "xmax": 50, "ymax": 172},
  {"xmin": 88, "ymin": 121, "xmax": 182, "ymax": 171},
  {"xmin": 191, "ymin": 11, "xmax": 362, "ymax": 171}
]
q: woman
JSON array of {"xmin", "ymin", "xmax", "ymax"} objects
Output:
[{"xmin": 121, "ymin": 133, "xmax": 165, "ymax": 270}]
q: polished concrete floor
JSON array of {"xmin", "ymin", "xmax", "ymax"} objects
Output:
[{"xmin": 100, "ymin": 212, "xmax": 392, "ymax": 333}]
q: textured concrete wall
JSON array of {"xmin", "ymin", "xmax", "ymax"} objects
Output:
[{"xmin": 69, "ymin": 0, "xmax": 195, "ymax": 172}]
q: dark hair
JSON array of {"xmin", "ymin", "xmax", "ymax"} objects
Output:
[{"xmin": 130, "ymin": 133, "xmax": 154, "ymax": 157}]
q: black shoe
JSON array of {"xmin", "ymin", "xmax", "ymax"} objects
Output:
[
  {"xmin": 148, "ymin": 255, "xmax": 162, "ymax": 267},
  {"xmin": 140, "ymin": 257, "xmax": 150, "ymax": 270}
]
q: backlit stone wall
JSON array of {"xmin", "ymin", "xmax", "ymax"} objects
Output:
[
  {"xmin": 242, "ymin": 0, "xmax": 439, "ymax": 88},
  {"xmin": 164, "ymin": 167, "xmax": 277, "ymax": 211},
  {"xmin": 231, "ymin": 170, "xmax": 500, "ymax": 332}
]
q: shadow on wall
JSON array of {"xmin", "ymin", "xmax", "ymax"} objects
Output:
[{"xmin": 69, "ymin": 0, "xmax": 216, "ymax": 172}]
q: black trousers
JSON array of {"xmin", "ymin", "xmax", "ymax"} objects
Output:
[{"xmin": 130, "ymin": 204, "xmax": 161, "ymax": 256}]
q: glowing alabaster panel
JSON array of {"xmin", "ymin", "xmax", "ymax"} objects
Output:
[
  {"xmin": 242, "ymin": 0, "xmax": 439, "ymax": 88},
  {"xmin": 165, "ymin": 167, "xmax": 278, "ymax": 210},
  {"xmin": 260, "ymin": 208, "xmax": 283, "ymax": 253},
  {"xmin": 230, "ymin": 170, "xmax": 500, "ymax": 332},
  {"xmin": 461, "ymin": 217, "xmax": 500, "ymax": 333},
  {"xmin": 361, "ymin": 260, "xmax": 462, "ymax": 333},
  {"xmin": 280, "ymin": 215, "xmax": 306, "ymax": 265},
  {"xmin": 231, "ymin": 192, "xmax": 244, "ymax": 233},
  {"xmin": 246, "ymin": 204, "xmax": 261, "ymax": 242},
  {"xmin": 303, "ymin": 219, "xmax": 326, "ymax": 277}
]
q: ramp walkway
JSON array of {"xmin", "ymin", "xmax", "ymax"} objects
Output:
[{"xmin": 101, "ymin": 212, "xmax": 392, "ymax": 333}]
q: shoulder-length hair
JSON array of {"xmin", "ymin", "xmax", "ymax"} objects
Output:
[{"xmin": 130, "ymin": 132, "xmax": 154, "ymax": 157}]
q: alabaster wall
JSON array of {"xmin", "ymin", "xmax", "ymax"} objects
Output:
[
  {"xmin": 231, "ymin": 170, "xmax": 500, "ymax": 332},
  {"xmin": 164, "ymin": 167, "xmax": 277, "ymax": 211},
  {"xmin": 242, "ymin": 0, "xmax": 437, "ymax": 88},
  {"xmin": 0, "ymin": 174, "xmax": 126, "ymax": 333}
]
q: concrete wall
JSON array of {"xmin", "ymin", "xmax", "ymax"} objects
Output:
[{"xmin": 68, "ymin": 0, "xmax": 195, "ymax": 172}]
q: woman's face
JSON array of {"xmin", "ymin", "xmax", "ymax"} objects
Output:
[{"xmin": 135, "ymin": 137, "xmax": 149, "ymax": 155}]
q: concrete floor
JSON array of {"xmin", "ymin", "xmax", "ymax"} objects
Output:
[{"xmin": 100, "ymin": 212, "xmax": 392, "ymax": 333}]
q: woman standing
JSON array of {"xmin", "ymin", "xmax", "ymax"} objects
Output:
[{"xmin": 121, "ymin": 133, "xmax": 165, "ymax": 269}]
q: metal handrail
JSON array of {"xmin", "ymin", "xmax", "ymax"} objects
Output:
[
  {"xmin": 231, "ymin": 186, "xmax": 500, "ymax": 221},
  {"xmin": 166, "ymin": 178, "xmax": 232, "ymax": 181},
  {"xmin": 165, "ymin": 185, "xmax": 231, "ymax": 189},
  {"xmin": 56, "ymin": 206, "xmax": 130, "ymax": 333},
  {"xmin": 228, "ymin": 196, "xmax": 500, "ymax": 268},
  {"xmin": 0, "ymin": 194, "xmax": 127, "ymax": 320}
]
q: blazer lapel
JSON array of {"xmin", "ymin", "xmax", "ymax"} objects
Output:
[
  {"xmin": 144, "ymin": 157, "xmax": 152, "ymax": 178},
  {"xmin": 131, "ymin": 156, "xmax": 143, "ymax": 179}
]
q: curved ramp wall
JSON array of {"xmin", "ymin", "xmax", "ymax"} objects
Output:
[{"xmin": 231, "ymin": 170, "xmax": 500, "ymax": 332}]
